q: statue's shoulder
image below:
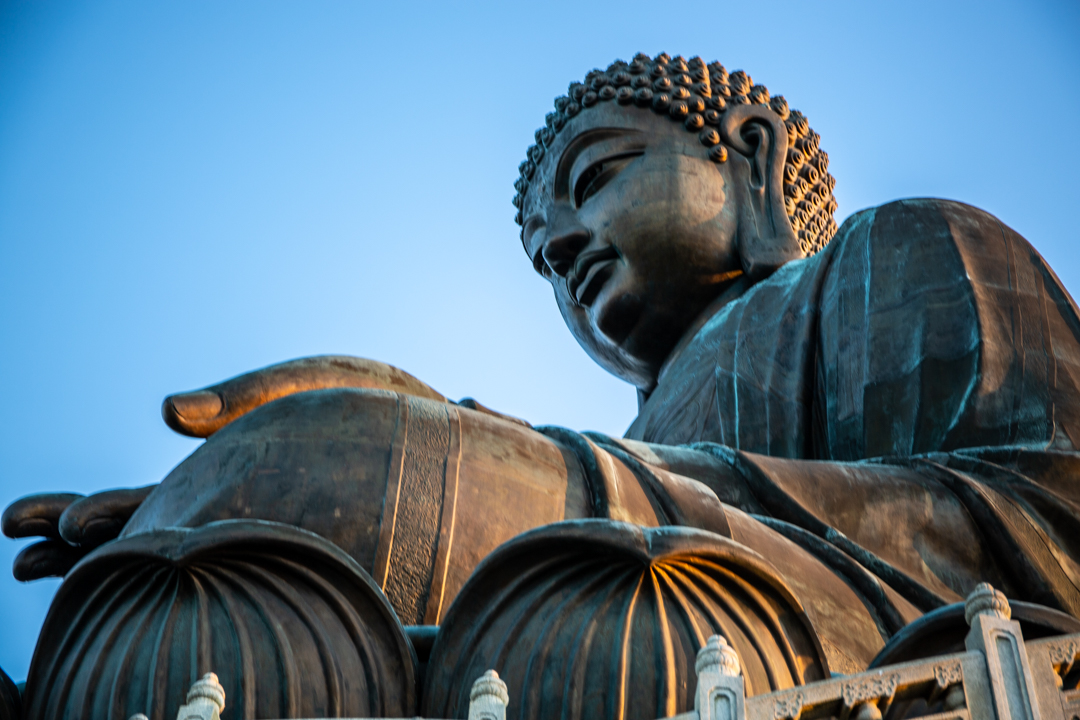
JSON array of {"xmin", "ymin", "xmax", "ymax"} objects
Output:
[
  {"xmin": 821, "ymin": 196, "xmax": 1054, "ymax": 323},
  {"xmin": 820, "ymin": 197, "xmax": 1080, "ymax": 454},
  {"xmin": 828, "ymin": 197, "xmax": 1036, "ymax": 277}
]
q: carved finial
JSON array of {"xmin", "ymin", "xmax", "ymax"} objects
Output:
[
  {"xmin": 187, "ymin": 673, "xmax": 226, "ymax": 709},
  {"xmin": 469, "ymin": 669, "xmax": 509, "ymax": 720},
  {"xmin": 695, "ymin": 635, "xmax": 745, "ymax": 717},
  {"xmin": 176, "ymin": 672, "xmax": 225, "ymax": 720},
  {"xmin": 852, "ymin": 702, "xmax": 883, "ymax": 720},
  {"xmin": 696, "ymin": 634, "xmax": 741, "ymax": 678},
  {"xmin": 965, "ymin": 583, "xmax": 1011, "ymax": 625}
]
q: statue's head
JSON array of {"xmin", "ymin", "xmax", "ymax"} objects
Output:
[{"xmin": 515, "ymin": 53, "xmax": 837, "ymax": 390}]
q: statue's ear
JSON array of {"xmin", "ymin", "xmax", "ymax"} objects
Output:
[{"xmin": 719, "ymin": 105, "xmax": 802, "ymax": 279}]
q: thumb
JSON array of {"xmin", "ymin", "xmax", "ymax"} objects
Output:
[{"xmin": 162, "ymin": 355, "xmax": 445, "ymax": 438}]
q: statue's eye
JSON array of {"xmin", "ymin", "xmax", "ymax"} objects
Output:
[{"xmin": 574, "ymin": 153, "xmax": 641, "ymax": 208}]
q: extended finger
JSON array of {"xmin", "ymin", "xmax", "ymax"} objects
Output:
[
  {"xmin": 161, "ymin": 355, "xmax": 445, "ymax": 438},
  {"xmin": 1, "ymin": 493, "xmax": 85, "ymax": 540},
  {"xmin": 58, "ymin": 485, "xmax": 157, "ymax": 547},
  {"xmin": 12, "ymin": 539, "xmax": 87, "ymax": 581}
]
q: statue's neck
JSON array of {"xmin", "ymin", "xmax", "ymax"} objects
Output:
[{"xmin": 654, "ymin": 275, "xmax": 753, "ymax": 389}]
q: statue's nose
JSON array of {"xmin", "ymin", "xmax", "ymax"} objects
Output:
[
  {"xmin": 542, "ymin": 228, "xmax": 590, "ymax": 277},
  {"xmin": 541, "ymin": 210, "xmax": 591, "ymax": 278}
]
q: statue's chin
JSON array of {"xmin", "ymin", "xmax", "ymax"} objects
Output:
[
  {"xmin": 558, "ymin": 275, "xmax": 674, "ymax": 390},
  {"xmin": 592, "ymin": 286, "xmax": 642, "ymax": 348},
  {"xmin": 577, "ymin": 323, "xmax": 675, "ymax": 393},
  {"xmin": 570, "ymin": 326, "xmax": 658, "ymax": 391}
]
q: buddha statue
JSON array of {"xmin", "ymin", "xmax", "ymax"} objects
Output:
[{"xmin": 4, "ymin": 52, "xmax": 1080, "ymax": 720}]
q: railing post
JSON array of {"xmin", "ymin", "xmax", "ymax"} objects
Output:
[
  {"xmin": 695, "ymin": 635, "xmax": 745, "ymax": 720},
  {"xmin": 171, "ymin": 673, "xmax": 226, "ymax": 720},
  {"xmin": 468, "ymin": 669, "xmax": 509, "ymax": 720},
  {"xmin": 965, "ymin": 583, "xmax": 1042, "ymax": 720}
]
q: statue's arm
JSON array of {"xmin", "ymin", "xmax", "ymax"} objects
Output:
[
  {"xmin": 3, "ymin": 356, "xmax": 524, "ymax": 580},
  {"xmin": 612, "ymin": 435, "xmax": 1080, "ymax": 616}
]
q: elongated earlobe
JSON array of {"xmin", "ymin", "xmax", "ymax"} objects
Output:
[{"xmin": 720, "ymin": 105, "xmax": 802, "ymax": 279}]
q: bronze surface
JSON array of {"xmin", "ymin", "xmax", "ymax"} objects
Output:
[{"xmin": 5, "ymin": 51, "xmax": 1080, "ymax": 720}]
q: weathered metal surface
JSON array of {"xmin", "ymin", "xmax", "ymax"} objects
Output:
[{"xmin": 4, "ymin": 51, "xmax": 1080, "ymax": 719}]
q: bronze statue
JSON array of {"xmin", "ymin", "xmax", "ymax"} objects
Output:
[{"xmin": 4, "ymin": 52, "xmax": 1080, "ymax": 720}]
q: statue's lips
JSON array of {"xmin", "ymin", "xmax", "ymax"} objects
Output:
[{"xmin": 569, "ymin": 248, "xmax": 619, "ymax": 306}]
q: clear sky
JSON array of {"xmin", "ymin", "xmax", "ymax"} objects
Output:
[{"xmin": 1, "ymin": 0, "xmax": 1077, "ymax": 681}]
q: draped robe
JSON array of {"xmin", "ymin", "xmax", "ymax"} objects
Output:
[{"xmin": 616, "ymin": 197, "xmax": 1080, "ymax": 618}]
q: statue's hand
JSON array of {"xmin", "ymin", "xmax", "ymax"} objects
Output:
[
  {"xmin": 161, "ymin": 355, "xmax": 446, "ymax": 438},
  {"xmin": 2, "ymin": 485, "xmax": 156, "ymax": 580}
]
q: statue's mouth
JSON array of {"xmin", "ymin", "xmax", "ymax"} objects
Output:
[{"xmin": 569, "ymin": 246, "xmax": 619, "ymax": 307}]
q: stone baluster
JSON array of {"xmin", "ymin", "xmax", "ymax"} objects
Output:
[
  {"xmin": 695, "ymin": 635, "xmax": 745, "ymax": 720},
  {"xmin": 468, "ymin": 669, "xmax": 509, "ymax": 720},
  {"xmin": 965, "ymin": 583, "xmax": 1042, "ymax": 720},
  {"xmin": 173, "ymin": 672, "xmax": 226, "ymax": 720}
]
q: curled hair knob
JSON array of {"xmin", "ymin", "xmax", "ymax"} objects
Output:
[
  {"xmin": 769, "ymin": 95, "xmax": 790, "ymax": 119},
  {"xmin": 749, "ymin": 85, "xmax": 770, "ymax": 105},
  {"xmin": 699, "ymin": 128, "xmax": 720, "ymax": 146},
  {"xmin": 707, "ymin": 96, "xmax": 727, "ymax": 112}
]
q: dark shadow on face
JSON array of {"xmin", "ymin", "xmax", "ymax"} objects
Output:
[{"xmin": 522, "ymin": 105, "xmax": 747, "ymax": 390}]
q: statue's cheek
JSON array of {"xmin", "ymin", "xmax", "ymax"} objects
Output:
[{"xmin": 670, "ymin": 154, "xmax": 730, "ymax": 224}]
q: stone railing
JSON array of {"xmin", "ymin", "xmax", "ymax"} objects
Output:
[{"xmin": 156, "ymin": 584, "xmax": 1080, "ymax": 720}]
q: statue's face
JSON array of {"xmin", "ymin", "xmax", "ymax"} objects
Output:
[{"xmin": 522, "ymin": 104, "xmax": 744, "ymax": 390}]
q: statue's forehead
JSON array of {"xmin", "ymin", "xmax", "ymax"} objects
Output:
[{"xmin": 524, "ymin": 104, "xmax": 673, "ymax": 217}]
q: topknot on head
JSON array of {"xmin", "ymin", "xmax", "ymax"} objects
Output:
[{"xmin": 513, "ymin": 53, "xmax": 839, "ymax": 256}]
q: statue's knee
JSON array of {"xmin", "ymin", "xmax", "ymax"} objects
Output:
[
  {"xmin": 422, "ymin": 520, "xmax": 828, "ymax": 720},
  {"xmin": 24, "ymin": 521, "xmax": 417, "ymax": 720}
]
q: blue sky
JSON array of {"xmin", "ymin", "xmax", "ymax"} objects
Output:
[{"xmin": 1, "ymin": 0, "xmax": 1077, "ymax": 681}]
